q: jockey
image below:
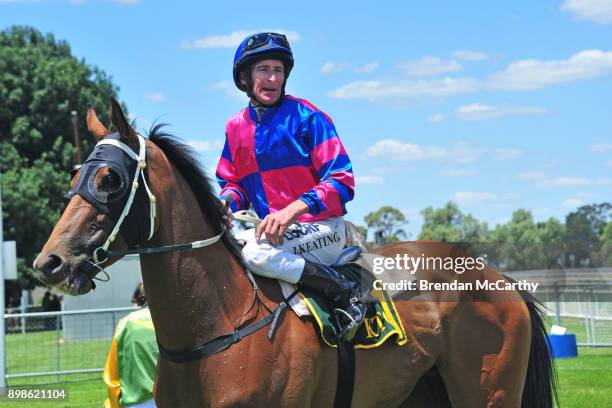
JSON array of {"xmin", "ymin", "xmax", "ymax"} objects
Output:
[{"xmin": 216, "ymin": 32, "xmax": 365, "ymax": 340}]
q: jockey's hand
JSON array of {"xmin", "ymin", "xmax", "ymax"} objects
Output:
[
  {"xmin": 220, "ymin": 199, "xmax": 234, "ymax": 229},
  {"xmin": 256, "ymin": 200, "xmax": 309, "ymax": 246}
]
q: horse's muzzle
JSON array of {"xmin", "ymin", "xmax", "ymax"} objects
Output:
[
  {"xmin": 34, "ymin": 254, "xmax": 94, "ymax": 295},
  {"xmin": 35, "ymin": 253, "xmax": 67, "ymax": 285}
]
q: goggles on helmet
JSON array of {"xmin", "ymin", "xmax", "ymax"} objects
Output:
[{"xmin": 244, "ymin": 33, "xmax": 290, "ymax": 52}]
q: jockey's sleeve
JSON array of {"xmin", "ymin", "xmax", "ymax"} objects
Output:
[
  {"xmin": 299, "ymin": 111, "xmax": 355, "ymax": 215},
  {"xmin": 216, "ymin": 136, "xmax": 250, "ymax": 212}
]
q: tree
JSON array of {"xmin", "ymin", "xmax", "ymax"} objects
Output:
[
  {"xmin": 489, "ymin": 210, "xmax": 566, "ymax": 271},
  {"xmin": 596, "ymin": 222, "xmax": 612, "ymax": 267},
  {"xmin": 1, "ymin": 26, "xmax": 122, "ymax": 289},
  {"xmin": 418, "ymin": 201, "xmax": 489, "ymax": 242},
  {"xmin": 536, "ymin": 218, "xmax": 566, "ymax": 268},
  {"xmin": 364, "ymin": 206, "xmax": 407, "ymax": 242},
  {"xmin": 564, "ymin": 203, "xmax": 612, "ymax": 267}
]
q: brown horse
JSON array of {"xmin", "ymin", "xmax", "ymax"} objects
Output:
[{"xmin": 34, "ymin": 100, "xmax": 556, "ymax": 407}]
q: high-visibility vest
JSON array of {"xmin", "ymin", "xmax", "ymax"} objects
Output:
[{"xmin": 103, "ymin": 307, "xmax": 158, "ymax": 408}]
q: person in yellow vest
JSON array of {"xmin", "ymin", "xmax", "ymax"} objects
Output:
[{"xmin": 104, "ymin": 283, "xmax": 158, "ymax": 408}]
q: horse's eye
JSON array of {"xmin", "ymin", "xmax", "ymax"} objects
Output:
[{"xmin": 95, "ymin": 168, "xmax": 122, "ymax": 199}]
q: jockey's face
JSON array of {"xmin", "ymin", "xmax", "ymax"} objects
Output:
[{"xmin": 244, "ymin": 59, "xmax": 285, "ymax": 105}]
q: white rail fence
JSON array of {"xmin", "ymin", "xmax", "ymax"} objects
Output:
[
  {"xmin": 3, "ymin": 307, "xmax": 136, "ymax": 385},
  {"xmin": 2, "ymin": 282, "xmax": 612, "ymax": 383}
]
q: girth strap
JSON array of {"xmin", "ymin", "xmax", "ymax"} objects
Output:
[
  {"xmin": 158, "ymin": 290, "xmax": 295, "ymax": 363},
  {"xmin": 334, "ymin": 339, "xmax": 356, "ymax": 408},
  {"xmin": 157, "ymin": 310, "xmax": 276, "ymax": 363}
]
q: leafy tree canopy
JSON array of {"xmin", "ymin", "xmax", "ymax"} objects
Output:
[
  {"xmin": 364, "ymin": 206, "xmax": 407, "ymax": 242},
  {"xmin": 1, "ymin": 25, "xmax": 122, "ymax": 289},
  {"xmin": 564, "ymin": 203, "xmax": 612, "ymax": 266},
  {"xmin": 418, "ymin": 201, "xmax": 489, "ymax": 242}
]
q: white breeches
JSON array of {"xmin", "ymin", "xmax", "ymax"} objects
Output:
[{"xmin": 234, "ymin": 217, "xmax": 347, "ymax": 284}]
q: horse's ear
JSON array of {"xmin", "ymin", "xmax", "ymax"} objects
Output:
[
  {"xmin": 110, "ymin": 97, "xmax": 138, "ymax": 149},
  {"xmin": 87, "ymin": 106, "xmax": 110, "ymax": 141}
]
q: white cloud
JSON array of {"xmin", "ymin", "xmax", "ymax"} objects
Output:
[
  {"xmin": 67, "ymin": 0, "xmax": 140, "ymax": 4},
  {"xmin": 438, "ymin": 169, "xmax": 478, "ymax": 177},
  {"xmin": 536, "ymin": 176, "xmax": 611, "ymax": 188},
  {"xmin": 209, "ymin": 80, "xmax": 234, "ymax": 90},
  {"xmin": 328, "ymin": 77, "xmax": 480, "ymax": 101},
  {"xmin": 449, "ymin": 142, "xmax": 488, "ymax": 163},
  {"xmin": 453, "ymin": 192, "xmax": 520, "ymax": 209},
  {"xmin": 321, "ymin": 62, "xmax": 349, "ymax": 74},
  {"xmin": 356, "ymin": 175, "xmax": 384, "ymax": 185},
  {"xmin": 492, "ymin": 148, "xmax": 524, "ymax": 160},
  {"xmin": 209, "ymin": 80, "xmax": 249, "ymax": 102},
  {"xmin": 453, "ymin": 191, "xmax": 499, "ymax": 204},
  {"xmin": 561, "ymin": 192, "xmax": 597, "ymax": 208},
  {"xmin": 456, "ymin": 103, "xmax": 548, "ymax": 120},
  {"xmin": 362, "ymin": 139, "xmax": 447, "ymax": 161},
  {"xmin": 591, "ymin": 143, "xmax": 612, "ymax": 153},
  {"xmin": 181, "ymin": 30, "xmax": 300, "ymax": 49},
  {"xmin": 144, "ymin": 92, "xmax": 166, "ymax": 103},
  {"xmin": 362, "ymin": 140, "xmax": 498, "ymax": 164},
  {"xmin": 533, "ymin": 207, "xmax": 552, "ymax": 216},
  {"xmin": 538, "ymin": 177, "xmax": 590, "ymax": 187},
  {"xmin": 428, "ymin": 113, "xmax": 445, "ymax": 123},
  {"xmin": 561, "ymin": 0, "xmax": 612, "ymax": 25},
  {"xmin": 187, "ymin": 139, "xmax": 224, "ymax": 153},
  {"xmin": 451, "ymin": 50, "xmax": 488, "ymax": 61},
  {"xmin": 355, "ymin": 61, "xmax": 380, "ymax": 73},
  {"xmin": 329, "ymin": 49, "xmax": 612, "ymax": 103},
  {"xmin": 371, "ymin": 167, "xmax": 402, "ymax": 174},
  {"xmin": 488, "ymin": 49, "xmax": 612, "ymax": 90},
  {"xmin": 518, "ymin": 171, "xmax": 546, "ymax": 180},
  {"xmin": 397, "ymin": 56, "xmax": 462, "ymax": 77},
  {"xmin": 561, "ymin": 197, "xmax": 586, "ymax": 208}
]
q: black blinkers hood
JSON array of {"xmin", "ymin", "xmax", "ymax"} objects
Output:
[{"xmin": 65, "ymin": 132, "xmax": 151, "ymax": 248}]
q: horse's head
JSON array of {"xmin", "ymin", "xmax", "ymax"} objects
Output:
[{"xmin": 34, "ymin": 99, "xmax": 155, "ymax": 295}]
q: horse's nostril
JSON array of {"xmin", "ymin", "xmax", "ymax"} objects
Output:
[{"xmin": 43, "ymin": 254, "xmax": 65, "ymax": 277}]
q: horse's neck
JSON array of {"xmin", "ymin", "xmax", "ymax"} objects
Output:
[{"xmin": 139, "ymin": 150, "xmax": 252, "ymax": 349}]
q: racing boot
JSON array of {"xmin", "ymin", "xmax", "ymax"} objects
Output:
[{"xmin": 298, "ymin": 262, "xmax": 367, "ymax": 342}]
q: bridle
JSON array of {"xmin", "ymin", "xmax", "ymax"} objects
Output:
[
  {"xmin": 89, "ymin": 134, "xmax": 157, "ymax": 264},
  {"xmin": 69, "ymin": 133, "xmax": 292, "ymax": 362}
]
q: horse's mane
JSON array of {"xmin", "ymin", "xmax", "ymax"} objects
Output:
[{"xmin": 146, "ymin": 124, "xmax": 243, "ymax": 262}]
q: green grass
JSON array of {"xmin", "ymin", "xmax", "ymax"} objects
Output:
[
  {"xmin": 554, "ymin": 347, "xmax": 612, "ymax": 408},
  {"xmin": 0, "ymin": 379, "xmax": 107, "ymax": 408},
  {"xmin": 0, "ymin": 329, "xmax": 610, "ymax": 407},
  {"xmin": 2, "ymin": 350, "xmax": 611, "ymax": 407},
  {"xmin": 0, "ymin": 329, "xmax": 109, "ymax": 407},
  {"xmin": 5, "ymin": 330, "xmax": 109, "ymax": 385}
]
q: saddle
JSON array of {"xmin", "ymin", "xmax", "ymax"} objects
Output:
[
  {"xmin": 296, "ymin": 247, "xmax": 406, "ymax": 348},
  {"xmin": 231, "ymin": 212, "xmax": 407, "ymax": 348}
]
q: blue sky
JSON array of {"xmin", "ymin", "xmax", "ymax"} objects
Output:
[{"xmin": 2, "ymin": 0, "xmax": 611, "ymax": 237}]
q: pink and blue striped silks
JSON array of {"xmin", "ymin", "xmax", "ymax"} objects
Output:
[{"xmin": 216, "ymin": 95, "xmax": 354, "ymax": 223}]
